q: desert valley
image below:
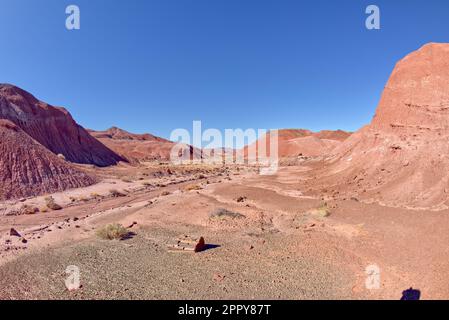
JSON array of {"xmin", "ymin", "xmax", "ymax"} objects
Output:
[{"xmin": 2, "ymin": 43, "xmax": 449, "ymax": 300}]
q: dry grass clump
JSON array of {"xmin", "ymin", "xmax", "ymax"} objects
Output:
[
  {"xmin": 79, "ymin": 196, "xmax": 90, "ymax": 202},
  {"xmin": 184, "ymin": 184, "xmax": 202, "ymax": 191},
  {"xmin": 309, "ymin": 203, "xmax": 331, "ymax": 218},
  {"xmin": 20, "ymin": 205, "xmax": 39, "ymax": 215},
  {"xmin": 45, "ymin": 196, "xmax": 62, "ymax": 211},
  {"xmin": 96, "ymin": 223, "xmax": 129, "ymax": 240},
  {"xmin": 90, "ymin": 192, "xmax": 103, "ymax": 200},
  {"xmin": 109, "ymin": 189, "xmax": 126, "ymax": 198},
  {"xmin": 209, "ymin": 208, "xmax": 245, "ymax": 219}
]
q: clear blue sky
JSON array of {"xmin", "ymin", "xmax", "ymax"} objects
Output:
[{"xmin": 1, "ymin": 0, "xmax": 449, "ymax": 140}]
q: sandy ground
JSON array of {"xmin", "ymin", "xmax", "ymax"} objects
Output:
[{"xmin": 0, "ymin": 161, "xmax": 447, "ymax": 300}]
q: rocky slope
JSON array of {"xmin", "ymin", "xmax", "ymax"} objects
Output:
[
  {"xmin": 0, "ymin": 84, "xmax": 124, "ymax": 167},
  {"xmin": 0, "ymin": 120, "xmax": 95, "ymax": 200},
  {"xmin": 308, "ymin": 43, "xmax": 449, "ymax": 209}
]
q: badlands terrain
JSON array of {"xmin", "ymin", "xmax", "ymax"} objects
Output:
[{"xmin": 1, "ymin": 43, "xmax": 449, "ymax": 299}]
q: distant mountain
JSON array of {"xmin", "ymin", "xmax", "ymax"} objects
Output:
[
  {"xmin": 243, "ymin": 129, "xmax": 351, "ymax": 159},
  {"xmin": 89, "ymin": 127, "xmax": 201, "ymax": 163}
]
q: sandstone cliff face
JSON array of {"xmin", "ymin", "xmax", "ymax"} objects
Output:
[
  {"xmin": 309, "ymin": 43, "xmax": 449, "ymax": 210},
  {"xmin": 0, "ymin": 120, "xmax": 95, "ymax": 200},
  {"xmin": 0, "ymin": 84, "xmax": 125, "ymax": 167},
  {"xmin": 372, "ymin": 43, "xmax": 449, "ymax": 132}
]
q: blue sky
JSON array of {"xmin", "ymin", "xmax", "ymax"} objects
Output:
[{"xmin": 1, "ymin": 0, "xmax": 449, "ymax": 141}]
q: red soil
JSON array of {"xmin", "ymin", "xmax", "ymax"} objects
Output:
[{"xmin": 0, "ymin": 120, "xmax": 95, "ymax": 200}]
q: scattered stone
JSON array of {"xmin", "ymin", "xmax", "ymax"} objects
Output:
[
  {"xmin": 236, "ymin": 196, "xmax": 247, "ymax": 203},
  {"xmin": 213, "ymin": 273, "xmax": 226, "ymax": 282},
  {"xmin": 195, "ymin": 237, "xmax": 206, "ymax": 253},
  {"xmin": 167, "ymin": 235, "xmax": 208, "ymax": 253},
  {"xmin": 127, "ymin": 221, "xmax": 138, "ymax": 229},
  {"xmin": 209, "ymin": 208, "xmax": 245, "ymax": 219},
  {"xmin": 10, "ymin": 228, "xmax": 21, "ymax": 237}
]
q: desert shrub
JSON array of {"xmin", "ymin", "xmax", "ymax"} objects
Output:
[
  {"xmin": 45, "ymin": 196, "xmax": 62, "ymax": 211},
  {"xmin": 109, "ymin": 189, "xmax": 126, "ymax": 197},
  {"xmin": 309, "ymin": 203, "xmax": 331, "ymax": 218},
  {"xmin": 236, "ymin": 196, "xmax": 247, "ymax": 203},
  {"xmin": 184, "ymin": 184, "xmax": 202, "ymax": 191},
  {"xmin": 209, "ymin": 208, "xmax": 245, "ymax": 219},
  {"xmin": 90, "ymin": 192, "xmax": 103, "ymax": 200},
  {"xmin": 79, "ymin": 196, "xmax": 90, "ymax": 202},
  {"xmin": 96, "ymin": 223, "xmax": 129, "ymax": 240},
  {"xmin": 20, "ymin": 205, "xmax": 39, "ymax": 215}
]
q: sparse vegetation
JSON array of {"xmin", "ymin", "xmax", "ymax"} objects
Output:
[
  {"xmin": 44, "ymin": 196, "xmax": 62, "ymax": 211},
  {"xmin": 96, "ymin": 223, "xmax": 129, "ymax": 240},
  {"xmin": 209, "ymin": 208, "xmax": 245, "ymax": 219},
  {"xmin": 309, "ymin": 203, "xmax": 331, "ymax": 218},
  {"xmin": 184, "ymin": 184, "xmax": 202, "ymax": 191}
]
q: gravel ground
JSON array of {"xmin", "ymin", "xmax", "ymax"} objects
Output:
[{"xmin": 0, "ymin": 225, "xmax": 355, "ymax": 300}]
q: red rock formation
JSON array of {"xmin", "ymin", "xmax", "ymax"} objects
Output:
[
  {"xmin": 0, "ymin": 120, "xmax": 95, "ymax": 200},
  {"xmin": 309, "ymin": 43, "xmax": 449, "ymax": 209},
  {"xmin": 0, "ymin": 84, "xmax": 125, "ymax": 167},
  {"xmin": 89, "ymin": 127, "xmax": 201, "ymax": 163},
  {"xmin": 243, "ymin": 129, "xmax": 351, "ymax": 159}
]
